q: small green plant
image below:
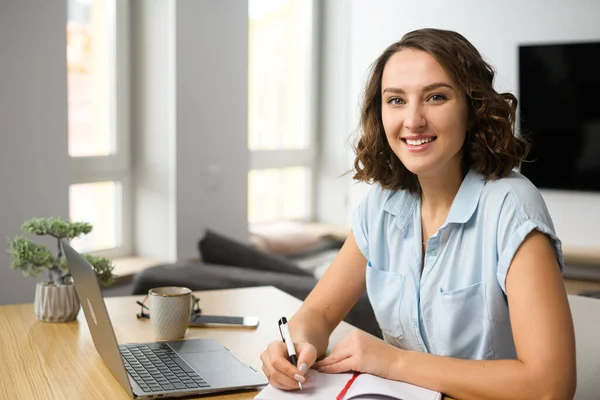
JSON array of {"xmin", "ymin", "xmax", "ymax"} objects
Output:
[{"xmin": 7, "ymin": 217, "xmax": 115, "ymax": 286}]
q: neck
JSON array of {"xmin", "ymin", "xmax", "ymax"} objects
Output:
[{"xmin": 418, "ymin": 164, "xmax": 465, "ymax": 218}]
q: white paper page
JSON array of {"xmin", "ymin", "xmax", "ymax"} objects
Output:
[
  {"xmin": 254, "ymin": 370, "xmax": 356, "ymax": 400},
  {"xmin": 346, "ymin": 373, "xmax": 442, "ymax": 400}
]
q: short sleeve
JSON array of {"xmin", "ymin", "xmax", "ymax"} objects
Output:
[
  {"xmin": 496, "ymin": 189, "xmax": 564, "ymax": 294},
  {"xmin": 351, "ymin": 186, "xmax": 377, "ymax": 260}
]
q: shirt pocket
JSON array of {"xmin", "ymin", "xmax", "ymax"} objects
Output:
[
  {"xmin": 365, "ymin": 262, "xmax": 405, "ymax": 339},
  {"xmin": 431, "ymin": 282, "xmax": 493, "ymax": 359}
]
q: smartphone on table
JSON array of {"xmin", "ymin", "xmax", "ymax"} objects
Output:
[{"xmin": 188, "ymin": 314, "xmax": 260, "ymax": 329}]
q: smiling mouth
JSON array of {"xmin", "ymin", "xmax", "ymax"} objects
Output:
[{"xmin": 402, "ymin": 137, "xmax": 437, "ymax": 146}]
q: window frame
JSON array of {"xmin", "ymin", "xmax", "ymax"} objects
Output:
[
  {"xmin": 69, "ymin": 0, "xmax": 132, "ymax": 258},
  {"xmin": 248, "ymin": 0, "xmax": 321, "ymax": 223}
]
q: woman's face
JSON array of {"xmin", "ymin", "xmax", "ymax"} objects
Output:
[{"xmin": 381, "ymin": 48, "xmax": 469, "ymax": 178}]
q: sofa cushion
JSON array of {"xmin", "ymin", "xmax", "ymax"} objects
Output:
[
  {"xmin": 132, "ymin": 262, "xmax": 318, "ymax": 301},
  {"xmin": 198, "ymin": 230, "xmax": 312, "ymax": 277}
]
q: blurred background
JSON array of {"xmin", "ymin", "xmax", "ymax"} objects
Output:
[{"xmin": 1, "ymin": 0, "xmax": 599, "ymax": 305}]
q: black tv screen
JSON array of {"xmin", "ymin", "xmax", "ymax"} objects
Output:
[{"xmin": 518, "ymin": 41, "xmax": 600, "ymax": 192}]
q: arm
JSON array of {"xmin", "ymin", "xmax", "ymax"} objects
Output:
[
  {"xmin": 260, "ymin": 231, "xmax": 368, "ymax": 389},
  {"xmin": 289, "ymin": 230, "xmax": 368, "ymax": 357},
  {"xmin": 390, "ymin": 230, "xmax": 576, "ymax": 400}
]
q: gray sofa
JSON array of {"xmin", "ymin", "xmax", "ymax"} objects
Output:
[{"xmin": 131, "ymin": 230, "xmax": 382, "ymax": 338}]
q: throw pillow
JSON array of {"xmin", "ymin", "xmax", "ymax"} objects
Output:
[
  {"xmin": 198, "ymin": 230, "xmax": 313, "ymax": 277},
  {"xmin": 250, "ymin": 220, "xmax": 345, "ymax": 256}
]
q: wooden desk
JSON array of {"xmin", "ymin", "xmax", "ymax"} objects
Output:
[{"xmin": 0, "ymin": 286, "xmax": 453, "ymax": 400}]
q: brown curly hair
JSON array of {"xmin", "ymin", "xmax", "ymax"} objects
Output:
[{"xmin": 353, "ymin": 28, "xmax": 530, "ymax": 193}]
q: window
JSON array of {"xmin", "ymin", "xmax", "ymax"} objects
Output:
[
  {"xmin": 67, "ymin": 0, "xmax": 131, "ymax": 257},
  {"xmin": 247, "ymin": 0, "xmax": 318, "ymax": 225}
]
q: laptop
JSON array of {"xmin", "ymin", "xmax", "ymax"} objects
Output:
[{"xmin": 62, "ymin": 240, "xmax": 267, "ymax": 399}]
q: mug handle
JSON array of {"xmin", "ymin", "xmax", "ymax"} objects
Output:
[
  {"xmin": 136, "ymin": 295, "xmax": 150, "ymax": 319},
  {"xmin": 191, "ymin": 294, "xmax": 201, "ymax": 315}
]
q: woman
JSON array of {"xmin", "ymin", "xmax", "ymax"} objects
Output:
[{"xmin": 260, "ymin": 28, "xmax": 576, "ymax": 400}]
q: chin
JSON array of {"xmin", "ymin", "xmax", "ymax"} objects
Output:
[
  {"xmin": 399, "ymin": 159, "xmax": 435, "ymax": 176},
  {"xmin": 398, "ymin": 150, "xmax": 463, "ymax": 178}
]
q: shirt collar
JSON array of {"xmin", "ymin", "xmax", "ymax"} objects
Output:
[
  {"xmin": 382, "ymin": 189, "xmax": 418, "ymax": 231},
  {"xmin": 445, "ymin": 169, "xmax": 486, "ymax": 224},
  {"xmin": 382, "ymin": 169, "xmax": 485, "ymax": 229}
]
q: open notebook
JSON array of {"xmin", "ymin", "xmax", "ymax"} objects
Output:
[{"xmin": 255, "ymin": 370, "xmax": 442, "ymax": 400}]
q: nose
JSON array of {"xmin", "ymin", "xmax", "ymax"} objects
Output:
[{"xmin": 404, "ymin": 103, "xmax": 426, "ymax": 132}]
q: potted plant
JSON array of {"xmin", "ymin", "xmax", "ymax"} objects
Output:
[{"xmin": 7, "ymin": 217, "xmax": 115, "ymax": 322}]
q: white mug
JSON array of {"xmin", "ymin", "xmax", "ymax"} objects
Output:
[{"xmin": 147, "ymin": 286, "xmax": 194, "ymax": 340}]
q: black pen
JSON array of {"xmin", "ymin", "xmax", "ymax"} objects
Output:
[{"xmin": 278, "ymin": 317, "xmax": 302, "ymax": 390}]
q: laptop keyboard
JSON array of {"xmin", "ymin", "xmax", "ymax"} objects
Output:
[{"xmin": 119, "ymin": 343, "xmax": 210, "ymax": 393}]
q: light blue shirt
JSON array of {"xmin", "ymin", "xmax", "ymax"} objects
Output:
[{"xmin": 352, "ymin": 169, "xmax": 564, "ymax": 360}]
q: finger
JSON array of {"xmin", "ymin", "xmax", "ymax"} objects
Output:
[
  {"xmin": 260, "ymin": 349, "xmax": 276, "ymax": 376},
  {"xmin": 317, "ymin": 357, "xmax": 355, "ymax": 374},
  {"xmin": 266, "ymin": 341, "xmax": 295, "ymax": 372},
  {"xmin": 313, "ymin": 347, "xmax": 352, "ymax": 369},
  {"xmin": 264, "ymin": 362, "xmax": 302, "ymax": 390},
  {"xmin": 262, "ymin": 342, "xmax": 302, "ymax": 387},
  {"xmin": 269, "ymin": 341, "xmax": 304, "ymax": 373},
  {"xmin": 261, "ymin": 365, "xmax": 271, "ymax": 381},
  {"xmin": 271, "ymin": 356, "xmax": 306, "ymax": 384},
  {"xmin": 314, "ymin": 352, "xmax": 343, "ymax": 368},
  {"xmin": 267, "ymin": 340, "xmax": 288, "ymax": 356},
  {"xmin": 262, "ymin": 352, "xmax": 304, "ymax": 390},
  {"xmin": 269, "ymin": 368, "xmax": 304, "ymax": 390},
  {"xmin": 295, "ymin": 342, "xmax": 317, "ymax": 375}
]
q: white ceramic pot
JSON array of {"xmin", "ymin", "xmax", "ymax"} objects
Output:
[{"xmin": 34, "ymin": 282, "xmax": 80, "ymax": 322}]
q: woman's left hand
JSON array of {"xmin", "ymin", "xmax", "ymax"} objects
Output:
[{"xmin": 312, "ymin": 330, "xmax": 402, "ymax": 378}]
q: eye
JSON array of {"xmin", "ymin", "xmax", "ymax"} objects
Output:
[
  {"xmin": 387, "ymin": 97, "xmax": 405, "ymax": 105},
  {"xmin": 427, "ymin": 93, "xmax": 447, "ymax": 102}
]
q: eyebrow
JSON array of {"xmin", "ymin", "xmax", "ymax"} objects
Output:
[{"xmin": 382, "ymin": 82, "xmax": 454, "ymax": 94}]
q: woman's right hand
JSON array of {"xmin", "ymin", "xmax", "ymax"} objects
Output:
[{"xmin": 259, "ymin": 340, "xmax": 317, "ymax": 390}]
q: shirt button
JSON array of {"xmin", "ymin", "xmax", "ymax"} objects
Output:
[{"xmin": 428, "ymin": 250, "xmax": 437, "ymax": 257}]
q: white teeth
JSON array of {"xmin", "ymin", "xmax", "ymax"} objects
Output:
[{"xmin": 406, "ymin": 137, "xmax": 434, "ymax": 146}]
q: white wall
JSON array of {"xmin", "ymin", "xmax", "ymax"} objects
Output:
[
  {"xmin": 316, "ymin": 0, "xmax": 354, "ymax": 225},
  {"xmin": 0, "ymin": 1, "xmax": 70, "ymax": 305},
  {"xmin": 320, "ymin": 0, "xmax": 600, "ymax": 252},
  {"xmin": 175, "ymin": 0, "xmax": 249, "ymax": 259},
  {"xmin": 131, "ymin": 0, "xmax": 177, "ymax": 261},
  {"xmin": 132, "ymin": 0, "xmax": 249, "ymax": 262}
]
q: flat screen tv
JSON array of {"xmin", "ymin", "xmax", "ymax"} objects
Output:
[{"xmin": 518, "ymin": 41, "xmax": 600, "ymax": 192}]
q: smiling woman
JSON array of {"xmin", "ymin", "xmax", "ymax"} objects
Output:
[
  {"xmin": 259, "ymin": 28, "xmax": 576, "ymax": 400},
  {"xmin": 353, "ymin": 29, "xmax": 529, "ymax": 195}
]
